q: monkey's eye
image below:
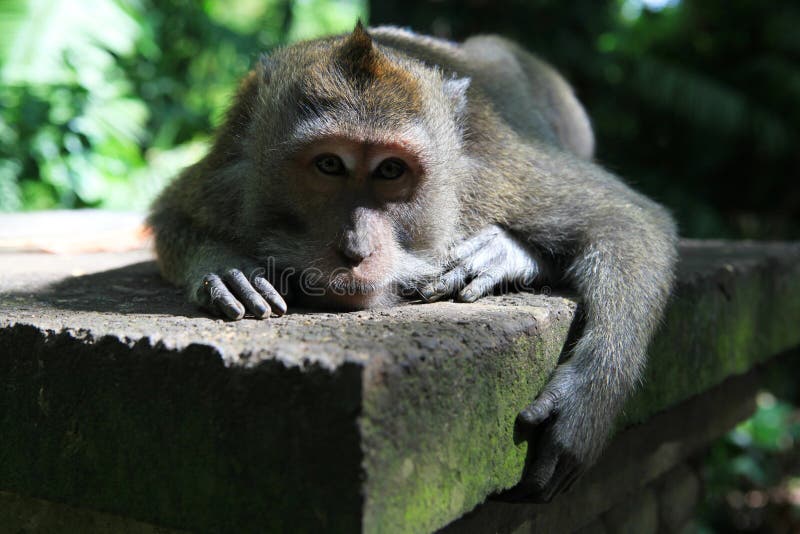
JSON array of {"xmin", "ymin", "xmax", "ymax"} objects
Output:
[
  {"xmin": 374, "ymin": 158, "xmax": 407, "ymax": 180},
  {"xmin": 314, "ymin": 154, "xmax": 346, "ymax": 176}
]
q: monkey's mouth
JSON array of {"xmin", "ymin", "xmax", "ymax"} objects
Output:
[
  {"xmin": 292, "ymin": 273, "xmax": 396, "ymax": 311},
  {"xmin": 325, "ymin": 272, "xmax": 387, "ymax": 295},
  {"xmin": 286, "ymin": 246, "xmax": 404, "ymax": 309},
  {"xmin": 316, "ymin": 246, "xmax": 397, "ymax": 296}
]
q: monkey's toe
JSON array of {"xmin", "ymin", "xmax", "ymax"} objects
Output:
[
  {"xmin": 456, "ymin": 271, "xmax": 502, "ymax": 302},
  {"xmin": 420, "ymin": 266, "xmax": 467, "ymax": 302}
]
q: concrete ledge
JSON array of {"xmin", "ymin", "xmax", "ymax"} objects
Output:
[
  {"xmin": 442, "ymin": 351, "xmax": 765, "ymax": 532},
  {"xmin": 1, "ymin": 233, "xmax": 800, "ymax": 532}
]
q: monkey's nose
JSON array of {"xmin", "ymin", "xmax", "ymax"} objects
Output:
[
  {"xmin": 338, "ymin": 227, "xmax": 375, "ymax": 266},
  {"xmin": 338, "ymin": 232, "xmax": 374, "ymax": 266},
  {"xmin": 339, "ymin": 244, "xmax": 372, "ymax": 266}
]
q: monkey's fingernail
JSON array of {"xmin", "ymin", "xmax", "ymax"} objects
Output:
[
  {"xmin": 269, "ymin": 294, "xmax": 287, "ymax": 316},
  {"xmin": 222, "ymin": 301, "xmax": 245, "ymax": 321},
  {"xmin": 271, "ymin": 298, "xmax": 287, "ymax": 316},
  {"xmin": 420, "ymin": 286, "xmax": 436, "ymax": 300},
  {"xmin": 460, "ymin": 289, "xmax": 476, "ymax": 301},
  {"xmin": 253, "ymin": 303, "xmax": 270, "ymax": 318}
]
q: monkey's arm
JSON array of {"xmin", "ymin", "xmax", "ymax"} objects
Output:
[
  {"xmin": 435, "ymin": 44, "xmax": 675, "ymax": 499},
  {"xmin": 464, "ymin": 135, "xmax": 677, "ymax": 500},
  {"xmin": 147, "ymin": 68, "xmax": 286, "ymax": 320},
  {"xmin": 147, "ymin": 168, "xmax": 287, "ymax": 320}
]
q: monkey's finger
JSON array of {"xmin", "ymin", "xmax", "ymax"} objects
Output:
[
  {"xmin": 522, "ymin": 442, "xmax": 561, "ymax": 501},
  {"xmin": 252, "ymin": 276, "xmax": 288, "ymax": 316},
  {"xmin": 543, "ymin": 457, "xmax": 580, "ymax": 502},
  {"xmin": 440, "ymin": 265, "xmax": 469, "ymax": 295},
  {"xmin": 456, "ymin": 269, "xmax": 502, "ymax": 303},
  {"xmin": 558, "ymin": 464, "xmax": 585, "ymax": 496},
  {"xmin": 200, "ymin": 274, "xmax": 245, "ymax": 320},
  {"xmin": 446, "ymin": 227, "xmax": 500, "ymax": 267},
  {"xmin": 420, "ymin": 265, "xmax": 466, "ymax": 302},
  {"xmin": 223, "ymin": 269, "xmax": 271, "ymax": 319},
  {"xmin": 517, "ymin": 391, "xmax": 557, "ymax": 429}
]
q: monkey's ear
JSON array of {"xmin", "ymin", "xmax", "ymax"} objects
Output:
[
  {"xmin": 257, "ymin": 53, "xmax": 273, "ymax": 83},
  {"xmin": 444, "ymin": 76, "xmax": 471, "ymax": 116}
]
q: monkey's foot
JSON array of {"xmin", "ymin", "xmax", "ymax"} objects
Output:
[
  {"xmin": 419, "ymin": 225, "xmax": 540, "ymax": 303},
  {"xmin": 197, "ymin": 269, "xmax": 287, "ymax": 320}
]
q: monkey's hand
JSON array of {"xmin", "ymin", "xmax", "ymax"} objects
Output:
[
  {"xmin": 193, "ymin": 267, "xmax": 287, "ymax": 321},
  {"xmin": 510, "ymin": 361, "xmax": 614, "ymax": 502},
  {"xmin": 420, "ymin": 225, "xmax": 540, "ymax": 303}
]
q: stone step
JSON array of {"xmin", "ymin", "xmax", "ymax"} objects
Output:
[{"xmin": 1, "ymin": 212, "xmax": 799, "ymax": 532}]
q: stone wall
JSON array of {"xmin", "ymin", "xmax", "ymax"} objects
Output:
[{"xmin": 1, "ymin": 213, "xmax": 799, "ymax": 533}]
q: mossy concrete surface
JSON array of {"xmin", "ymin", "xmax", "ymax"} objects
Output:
[
  {"xmin": 1, "ymin": 234, "xmax": 799, "ymax": 533},
  {"xmin": 625, "ymin": 241, "xmax": 800, "ymax": 425}
]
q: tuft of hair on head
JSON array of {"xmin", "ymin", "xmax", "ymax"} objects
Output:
[
  {"xmin": 337, "ymin": 19, "xmax": 384, "ymax": 82},
  {"xmin": 350, "ymin": 19, "xmax": 372, "ymax": 49},
  {"xmin": 325, "ymin": 19, "xmax": 426, "ymax": 116}
]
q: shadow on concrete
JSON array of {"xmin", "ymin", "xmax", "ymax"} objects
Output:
[
  {"xmin": 11, "ymin": 260, "xmax": 208, "ymax": 318},
  {"xmin": 15, "ymin": 260, "xmax": 381, "ymax": 318}
]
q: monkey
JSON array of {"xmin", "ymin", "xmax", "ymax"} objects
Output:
[{"xmin": 147, "ymin": 22, "xmax": 678, "ymax": 502}]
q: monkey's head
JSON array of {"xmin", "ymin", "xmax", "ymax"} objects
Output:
[{"xmin": 228, "ymin": 23, "xmax": 471, "ymax": 309}]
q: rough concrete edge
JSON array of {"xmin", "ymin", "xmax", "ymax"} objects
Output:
[
  {"xmin": 0, "ymin": 322, "xmax": 367, "ymax": 533},
  {"xmin": 440, "ymin": 349, "xmax": 768, "ymax": 533},
  {"xmin": 0, "ymin": 318, "xmax": 351, "ymax": 373},
  {"xmin": 0, "ymin": 318, "xmax": 234, "ymax": 364},
  {"xmin": 360, "ymin": 306, "xmax": 575, "ymax": 533},
  {"xmin": 432, "ymin": 245, "xmax": 800, "ymax": 533}
]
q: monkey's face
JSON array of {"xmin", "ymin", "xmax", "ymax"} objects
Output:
[
  {"xmin": 244, "ymin": 26, "xmax": 469, "ymax": 309},
  {"xmin": 249, "ymin": 105, "xmax": 465, "ymax": 311},
  {"xmin": 280, "ymin": 134, "xmax": 436, "ymax": 309}
]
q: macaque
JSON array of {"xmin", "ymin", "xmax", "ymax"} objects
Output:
[{"xmin": 148, "ymin": 23, "xmax": 678, "ymax": 501}]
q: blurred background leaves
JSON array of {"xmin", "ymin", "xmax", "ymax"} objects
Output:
[{"xmin": 0, "ymin": 0, "xmax": 366, "ymax": 211}]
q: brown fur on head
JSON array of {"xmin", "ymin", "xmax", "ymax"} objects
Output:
[
  {"xmin": 225, "ymin": 23, "xmax": 471, "ymax": 309},
  {"xmin": 333, "ymin": 20, "xmax": 423, "ymax": 114}
]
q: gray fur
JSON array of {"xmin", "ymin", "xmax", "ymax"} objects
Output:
[{"xmin": 148, "ymin": 25, "xmax": 678, "ymax": 500}]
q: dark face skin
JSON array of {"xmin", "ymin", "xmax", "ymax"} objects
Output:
[
  {"xmin": 276, "ymin": 134, "xmax": 432, "ymax": 310},
  {"xmin": 238, "ymin": 25, "xmax": 468, "ymax": 311}
]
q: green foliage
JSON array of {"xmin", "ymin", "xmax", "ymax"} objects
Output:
[
  {"xmin": 0, "ymin": 0, "xmax": 366, "ymax": 211},
  {"xmin": 594, "ymin": 0, "xmax": 800, "ymax": 239},
  {"xmin": 699, "ymin": 390, "xmax": 800, "ymax": 531}
]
